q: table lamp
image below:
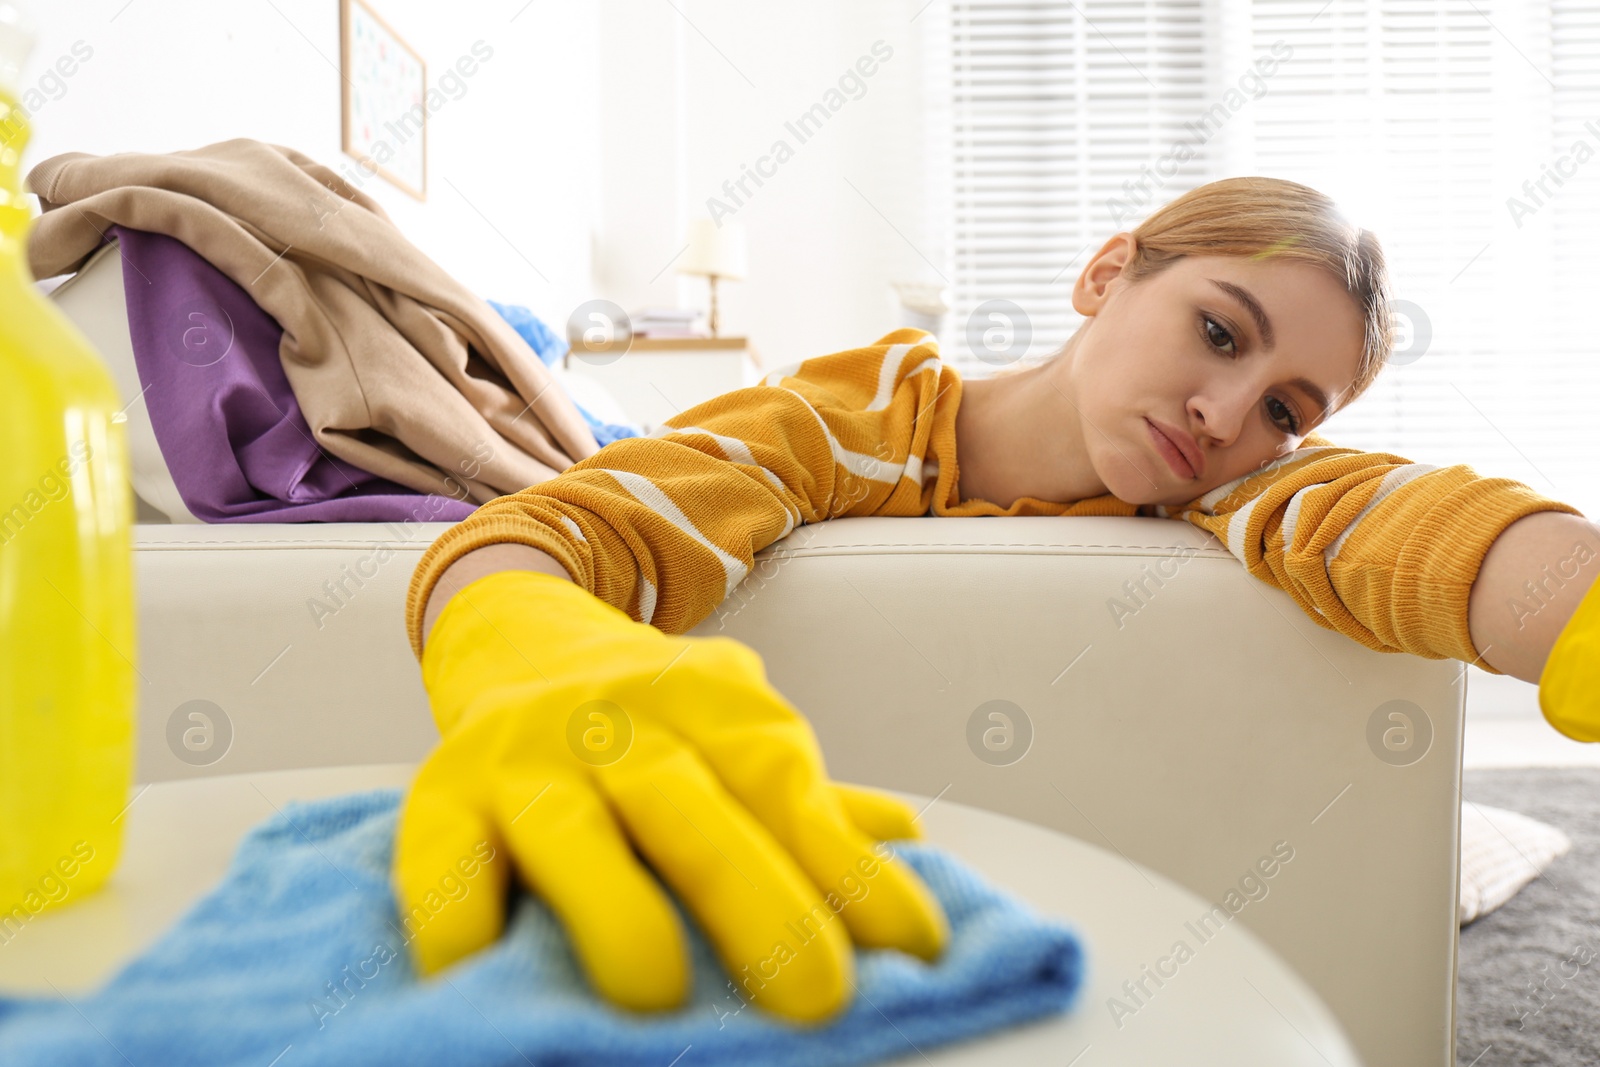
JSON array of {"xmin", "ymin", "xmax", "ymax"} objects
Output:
[{"xmin": 677, "ymin": 218, "xmax": 746, "ymax": 338}]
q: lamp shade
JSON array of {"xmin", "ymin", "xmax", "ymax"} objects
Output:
[{"xmin": 677, "ymin": 218, "xmax": 747, "ymax": 281}]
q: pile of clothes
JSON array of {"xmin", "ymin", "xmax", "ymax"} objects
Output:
[{"xmin": 26, "ymin": 138, "xmax": 639, "ymax": 523}]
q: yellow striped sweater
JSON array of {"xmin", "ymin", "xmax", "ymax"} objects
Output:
[{"xmin": 405, "ymin": 329, "xmax": 1584, "ymax": 673}]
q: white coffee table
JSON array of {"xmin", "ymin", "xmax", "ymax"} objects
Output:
[{"xmin": 0, "ymin": 765, "xmax": 1363, "ymax": 1065}]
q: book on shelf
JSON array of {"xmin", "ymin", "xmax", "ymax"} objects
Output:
[
  {"xmin": 633, "ymin": 306, "xmax": 699, "ymax": 321},
  {"xmin": 631, "ymin": 306, "xmax": 708, "ymax": 339}
]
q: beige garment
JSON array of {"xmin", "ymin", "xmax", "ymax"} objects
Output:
[{"xmin": 26, "ymin": 138, "xmax": 599, "ymax": 505}]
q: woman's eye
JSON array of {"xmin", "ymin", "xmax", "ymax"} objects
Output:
[
  {"xmin": 1203, "ymin": 316, "xmax": 1236, "ymax": 355},
  {"xmin": 1266, "ymin": 396, "xmax": 1300, "ymax": 435},
  {"xmin": 1201, "ymin": 312, "xmax": 1296, "ymax": 434}
]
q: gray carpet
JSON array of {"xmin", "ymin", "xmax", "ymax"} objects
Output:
[{"xmin": 1456, "ymin": 768, "xmax": 1600, "ymax": 1066}]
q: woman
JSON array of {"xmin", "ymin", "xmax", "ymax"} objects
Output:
[{"xmin": 393, "ymin": 177, "xmax": 1600, "ymax": 1024}]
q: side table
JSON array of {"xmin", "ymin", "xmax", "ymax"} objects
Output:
[
  {"xmin": 0, "ymin": 766, "xmax": 1363, "ymax": 1065},
  {"xmin": 563, "ymin": 336, "xmax": 763, "ymax": 428}
]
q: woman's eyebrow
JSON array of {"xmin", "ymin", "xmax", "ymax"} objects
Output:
[{"xmin": 1208, "ymin": 278, "xmax": 1275, "ymax": 349}]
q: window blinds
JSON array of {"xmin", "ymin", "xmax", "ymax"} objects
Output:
[{"xmin": 947, "ymin": 0, "xmax": 1209, "ymax": 363}]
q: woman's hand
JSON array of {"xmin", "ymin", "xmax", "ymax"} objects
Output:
[
  {"xmin": 1537, "ymin": 563, "xmax": 1600, "ymax": 742},
  {"xmin": 393, "ymin": 569, "xmax": 948, "ymax": 1022}
]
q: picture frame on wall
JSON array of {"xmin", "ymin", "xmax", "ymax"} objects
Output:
[{"xmin": 339, "ymin": 0, "xmax": 426, "ymax": 200}]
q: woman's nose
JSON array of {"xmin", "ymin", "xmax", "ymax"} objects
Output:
[{"xmin": 1190, "ymin": 388, "xmax": 1255, "ymax": 450}]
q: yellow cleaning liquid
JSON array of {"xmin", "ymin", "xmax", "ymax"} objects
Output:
[{"xmin": 0, "ymin": 86, "xmax": 136, "ymax": 932}]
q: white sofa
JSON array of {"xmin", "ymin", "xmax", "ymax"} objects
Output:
[{"xmin": 52, "ymin": 238, "xmax": 1469, "ymax": 1067}]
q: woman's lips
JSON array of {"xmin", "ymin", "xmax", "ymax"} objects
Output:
[{"xmin": 1145, "ymin": 417, "xmax": 1197, "ymax": 480}]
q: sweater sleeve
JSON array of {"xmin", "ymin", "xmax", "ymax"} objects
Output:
[
  {"xmin": 404, "ymin": 329, "xmax": 951, "ymax": 659},
  {"xmin": 1155, "ymin": 432, "xmax": 1587, "ymax": 674}
]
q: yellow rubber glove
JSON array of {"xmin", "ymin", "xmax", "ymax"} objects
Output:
[
  {"xmin": 394, "ymin": 568, "xmax": 948, "ymax": 1022},
  {"xmin": 1539, "ymin": 572, "xmax": 1600, "ymax": 742}
]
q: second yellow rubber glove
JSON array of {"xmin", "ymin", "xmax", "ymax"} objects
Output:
[
  {"xmin": 1539, "ymin": 571, "xmax": 1600, "ymax": 742},
  {"xmin": 393, "ymin": 568, "xmax": 948, "ymax": 1022}
]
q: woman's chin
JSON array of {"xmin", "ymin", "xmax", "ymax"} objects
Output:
[
  {"xmin": 1094, "ymin": 460, "xmax": 1158, "ymax": 508},
  {"xmin": 1102, "ymin": 467, "xmax": 1165, "ymax": 507},
  {"xmin": 1105, "ymin": 466, "xmax": 1205, "ymax": 509}
]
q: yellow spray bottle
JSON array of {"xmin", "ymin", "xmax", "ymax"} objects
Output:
[{"xmin": 0, "ymin": 0, "xmax": 136, "ymax": 928}]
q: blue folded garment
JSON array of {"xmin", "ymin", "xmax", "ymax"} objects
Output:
[
  {"xmin": 0, "ymin": 789, "xmax": 1086, "ymax": 1067},
  {"xmin": 487, "ymin": 299, "xmax": 570, "ymax": 367},
  {"xmin": 488, "ymin": 299, "xmax": 641, "ymax": 446},
  {"xmin": 573, "ymin": 403, "xmax": 644, "ymax": 447}
]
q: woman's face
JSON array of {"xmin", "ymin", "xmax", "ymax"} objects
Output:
[{"xmin": 1052, "ymin": 233, "xmax": 1366, "ymax": 508}]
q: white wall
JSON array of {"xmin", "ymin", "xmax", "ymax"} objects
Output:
[
  {"xmin": 16, "ymin": 0, "xmax": 938, "ymax": 371},
  {"xmin": 597, "ymin": 0, "xmax": 945, "ymax": 370},
  {"xmin": 18, "ymin": 0, "xmax": 603, "ymax": 329}
]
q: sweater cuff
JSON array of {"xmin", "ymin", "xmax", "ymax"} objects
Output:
[
  {"xmin": 1398, "ymin": 477, "xmax": 1583, "ymax": 675},
  {"xmin": 405, "ymin": 515, "xmax": 587, "ymax": 662}
]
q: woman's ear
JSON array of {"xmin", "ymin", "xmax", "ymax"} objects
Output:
[{"xmin": 1072, "ymin": 231, "xmax": 1137, "ymax": 317}]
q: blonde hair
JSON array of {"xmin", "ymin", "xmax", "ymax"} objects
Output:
[{"xmin": 1113, "ymin": 176, "xmax": 1392, "ymax": 413}]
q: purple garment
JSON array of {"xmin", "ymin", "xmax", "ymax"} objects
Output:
[{"xmin": 110, "ymin": 225, "xmax": 478, "ymax": 524}]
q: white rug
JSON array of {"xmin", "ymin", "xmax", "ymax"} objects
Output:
[{"xmin": 1459, "ymin": 801, "xmax": 1571, "ymax": 925}]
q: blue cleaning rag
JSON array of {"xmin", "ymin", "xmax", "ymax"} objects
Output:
[
  {"xmin": 0, "ymin": 789, "xmax": 1087, "ymax": 1067},
  {"xmin": 488, "ymin": 299, "xmax": 641, "ymax": 446}
]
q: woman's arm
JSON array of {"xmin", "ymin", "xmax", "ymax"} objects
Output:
[
  {"xmin": 1468, "ymin": 511, "xmax": 1600, "ymax": 682},
  {"xmin": 1153, "ymin": 432, "xmax": 1587, "ymax": 680},
  {"xmin": 404, "ymin": 330, "xmax": 948, "ymax": 661},
  {"xmin": 419, "ymin": 542, "xmax": 571, "ymax": 653}
]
